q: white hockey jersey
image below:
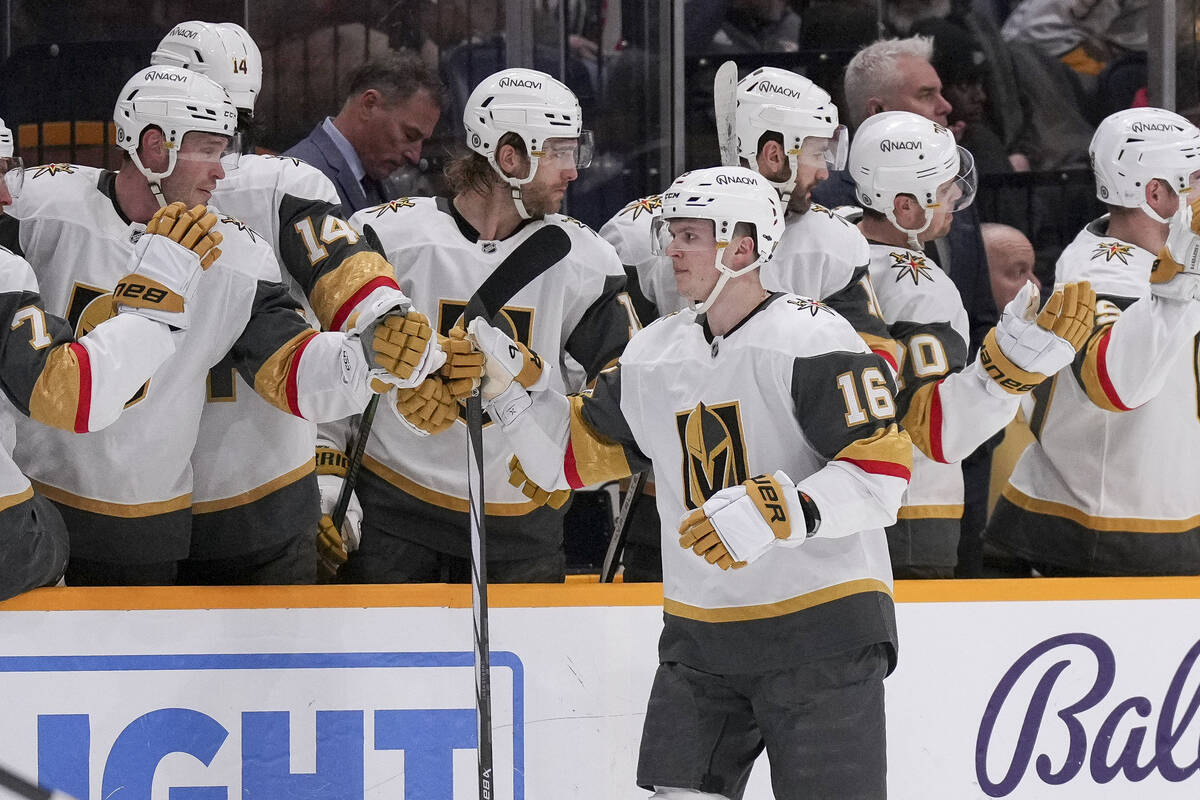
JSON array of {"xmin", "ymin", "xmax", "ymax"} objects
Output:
[
  {"xmin": 503, "ymin": 292, "xmax": 911, "ymax": 673},
  {"xmin": 0, "ymin": 164, "xmax": 375, "ymax": 563},
  {"xmin": 344, "ymin": 197, "xmax": 635, "ymax": 559},
  {"xmin": 988, "ymin": 218, "xmax": 1200, "ymax": 574},
  {"xmin": 867, "ymin": 241, "xmax": 1023, "ymax": 569},
  {"xmin": 600, "ymin": 196, "xmax": 896, "ymax": 362}
]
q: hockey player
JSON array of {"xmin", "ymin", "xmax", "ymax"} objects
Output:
[
  {"xmin": 150, "ymin": 21, "xmax": 472, "ymax": 582},
  {"xmin": 0, "ymin": 66, "xmax": 443, "ymax": 586},
  {"xmin": 334, "ymin": 67, "xmax": 634, "ymax": 583},
  {"xmin": 599, "ymin": 66, "xmax": 896, "ymax": 580},
  {"xmin": 847, "ymin": 111, "xmax": 1094, "ymax": 578},
  {"xmin": 471, "ymin": 166, "xmax": 911, "ymax": 798},
  {"xmin": 986, "ymin": 107, "xmax": 1200, "ymax": 576},
  {"xmin": 0, "ymin": 120, "xmax": 223, "ymax": 598}
]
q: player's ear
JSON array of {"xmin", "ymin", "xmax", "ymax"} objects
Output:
[
  {"xmin": 496, "ymin": 141, "xmax": 529, "ymax": 181},
  {"xmin": 138, "ymin": 127, "xmax": 169, "ymax": 171}
]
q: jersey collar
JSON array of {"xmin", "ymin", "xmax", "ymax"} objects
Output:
[{"xmin": 697, "ymin": 291, "xmax": 785, "ymax": 344}]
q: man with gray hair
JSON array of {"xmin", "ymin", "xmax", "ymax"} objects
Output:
[{"xmin": 841, "ymin": 34, "xmax": 953, "ymax": 132}]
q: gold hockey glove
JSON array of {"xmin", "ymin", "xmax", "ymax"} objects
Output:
[
  {"xmin": 394, "ymin": 376, "xmax": 459, "ymax": 435},
  {"xmin": 678, "ymin": 471, "xmax": 813, "ymax": 570},
  {"xmin": 370, "ymin": 311, "xmax": 436, "ymax": 389},
  {"xmin": 981, "ymin": 280, "xmax": 1095, "ymax": 394},
  {"xmin": 508, "ymin": 455, "xmax": 570, "ymax": 509},
  {"xmin": 145, "ymin": 201, "xmax": 223, "ymax": 268},
  {"xmin": 440, "ymin": 326, "xmax": 486, "ymax": 400}
]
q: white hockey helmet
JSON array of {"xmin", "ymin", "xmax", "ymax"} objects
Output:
[
  {"xmin": 463, "ymin": 68, "xmax": 594, "ymax": 218},
  {"xmin": 652, "ymin": 166, "xmax": 784, "ymax": 312},
  {"xmin": 0, "ymin": 117, "xmax": 23, "ymax": 200},
  {"xmin": 735, "ymin": 67, "xmax": 847, "ymax": 204},
  {"xmin": 849, "ymin": 110, "xmax": 976, "ymax": 248},
  {"xmin": 114, "ymin": 65, "xmax": 239, "ymax": 206},
  {"xmin": 151, "ymin": 21, "xmax": 263, "ymax": 114},
  {"xmin": 1090, "ymin": 107, "xmax": 1200, "ymax": 222}
]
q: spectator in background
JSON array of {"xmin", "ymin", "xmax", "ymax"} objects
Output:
[
  {"xmin": 982, "ymin": 222, "xmax": 1041, "ymax": 308},
  {"xmin": 706, "ymin": 0, "xmax": 802, "ymax": 54},
  {"xmin": 284, "ymin": 52, "xmax": 444, "ymax": 213},
  {"xmin": 1001, "ymin": 0, "xmax": 1146, "ymax": 82}
]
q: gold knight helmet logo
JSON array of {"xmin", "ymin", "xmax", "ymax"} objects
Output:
[{"xmin": 676, "ymin": 401, "xmax": 749, "ymax": 509}]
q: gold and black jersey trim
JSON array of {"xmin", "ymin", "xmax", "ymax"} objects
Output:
[
  {"xmin": 362, "ymin": 454, "xmax": 540, "ymax": 516},
  {"xmin": 0, "ymin": 486, "xmax": 34, "ymax": 514},
  {"xmin": 1000, "ymin": 483, "xmax": 1200, "ymax": 533},
  {"xmin": 663, "ymin": 578, "xmax": 891, "ymax": 623},
  {"xmin": 191, "ymin": 458, "xmax": 315, "ymax": 514},
  {"xmin": 31, "ymin": 483, "xmax": 191, "ymax": 518}
]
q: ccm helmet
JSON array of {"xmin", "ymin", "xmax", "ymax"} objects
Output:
[
  {"xmin": 0, "ymin": 117, "xmax": 22, "ymax": 199},
  {"xmin": 463, "ymin": 68, "xmax": 593, "ymax": 218},
  {"xmin": 848, "ymin": 110, "xmax": 976, "ymax": 248},
  {"xmin": 114, "ymin": 65, "xmax": 238, "ymax": 205},
  {"xmin": 152, "ymin": 21, "xmax": 263, "ymax": 114},
  {"xmin": 652, "ymin": 166, "xmax": 784, "ymax": 312},
  {"xmin": 735, "ymin": 67, "xmax": 846, "ymax": 204},
  {"xmin": 1090, "ymin": 107, "xmax": 1200, "ymax": 222}
]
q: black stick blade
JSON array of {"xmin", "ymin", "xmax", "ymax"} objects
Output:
[{"xmin": 464, "ymin": 225, "xmax": 572, "ymax": 325}]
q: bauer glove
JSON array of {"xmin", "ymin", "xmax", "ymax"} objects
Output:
[
  {"xmin": 440, "ymin": 326, "xmax": 486, "ymax": 400},
  {"xmin": 391, "ymin": 376, "xmax": 459, "ymax": 436},
  {"xmin": 315, "ymin": 446, "xmax": 362, "ymax": 578},
  {"xmin": 114, "ymin": 202, "xmax": 222, "ymax": 329},
  {"xmin": 1152, "ymin": 195, "xmax": 1200, "ymax": 301},
  {"xmin": 979, "ymin": 280, "xmax": 1094, "ymax": 395},
  {"xmin": 509, "ymin": 455, "xmax": 570, "ymax": 509},
  {"xmin": 677, "ymin": 471, "xmax": 815, "ymax": 570},
  {"xmin": 467, "ymin": 318, "xmax": 551, "ymax": 427}
]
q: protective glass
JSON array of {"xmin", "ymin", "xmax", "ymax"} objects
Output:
[
  {"xmin": 537, "ymin": 130, "xmax": 594, "ymax": 170},
  {"xmin": 796, "ymin": 125, "xmax": 848, "ymax": 171},
  {"xmin": 1, "ymin": 157, "xmax": 24, "ymax": 199},
  {"xmin": 933, "ymin": 146, "xmax": 977, "ymax": 211},
  {"xmin": 174, "ymin": 132, "xmax": 242, "ymax": 170},
  {"xmin": 650, "ymin": 216, "xmax": 719, "ymax": 256}
]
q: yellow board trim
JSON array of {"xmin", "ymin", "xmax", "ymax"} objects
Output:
[
  {"xmin": 17, "ymin": 121, "xmax": 116, "ymax": 147},
  {"xmin": 663, "ymin": 578, "xmax": 892, "ymax": 623},
  {"xmin": 1002, "ymin": 483, "xmax": 1200, "ymax": 533},
  {"xmin": 0, "ymin": 486, "xmax": 35, "ymax": 514},
  {"xmin": 192, "ymin": 458, "xmax": 315, "ymax": 514},
  {"xmin": 363, "ymin": 454, "xmax": 539, "ymax": 516},
  {"xmin": 6, "ymin": 577, "xmax": 1200, "ymax": 611},
  {"xmin": 896, "ymin": 504, "xmax": 964, "ymax": 520},
  {"xmin": 31, "ymin": 482, "xmax": 191, "ymax": 517}
]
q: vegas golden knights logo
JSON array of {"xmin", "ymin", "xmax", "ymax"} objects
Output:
[
  {"xmin": 439, "ymin": 299, "xmax": 536, "ymax": 425},
  {"xmin": 66, "ymin": 282, "xmax": 149, "ymax": 407},
  {"xmin": 676, "ymin": 401, "xmax": 748, "ymax": 510}
]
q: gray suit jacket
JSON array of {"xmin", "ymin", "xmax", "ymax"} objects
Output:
[{"xmin": 282, "ymin": 122, "xmax": 386, "ymax": 214}]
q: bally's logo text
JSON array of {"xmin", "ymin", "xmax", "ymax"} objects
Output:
[
  {"xmin": 977, "ymin": 633, "xmax": 1200, "ymax": 797},
  {"xmin": 0, "ymin": 650, "xmax": 525, "ymax": 799}
]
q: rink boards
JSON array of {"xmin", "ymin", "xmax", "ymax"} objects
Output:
[{"xmin": 1, "ymin": 578, "xmax": 1199, "ymax": 799}]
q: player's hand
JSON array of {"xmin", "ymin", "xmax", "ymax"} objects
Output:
[
  {"xmin": 466, "ymin": 318, "xmax": 548, "ymax": 400},
  {"xmin": 440, "ymin": 326, "xmax": 486, "ymax": 400},
  {"xmin": 1153, "ymin": 195, "xmax": 1200, "ymax": 300},
  {"xmin": 316, "ymin": 460, "xmax": 362, "ymax": 579},
  {"xmin": 366, "ymin": 310, "xmax": 446, "ymax": 391},
  {"xmin": 677, "ymin": 471, "xmax": 810, "ymax": 570},
  {"xmin": 508, "ymin": 455, "xmax": 570, "ymax": 509},
  {"xmin": 114, "ymin": 202, "xmax": 223, "ymax": 329},
  {"xmin": 981, "ymin": 281, "xmax": 1095, "ymax": 394},
  {"xmin": 145, "ymin": 201, "xmax": 223, "ymax": 268},
  {"xmin": 392, "ymin": 376, "xmax": 458, "ymax": 436}
]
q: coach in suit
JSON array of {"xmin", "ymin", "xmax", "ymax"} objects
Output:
[{"xmin": 285, "ymin": 52, "xmax": 444, "ymax": 213}]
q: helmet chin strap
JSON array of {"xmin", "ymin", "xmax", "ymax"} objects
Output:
[
  {"xmin": 886, "ymin": 206, "xmax": 935, "ymax": 250},
  {"xmin": 761, "ymin": 153, "xmax": 800, "ymax": 207},
  {"xmin": 1140, "ymin": 200, "xmax": 1172, "ymax": 224},
  {"xmin": 128, "ymin": 147, "xmax": 176, "ymax": 210},
  {"xmin": 693, "ymin": 246, "xmax": 761, "ymax": 314},
  {"xmin": 494, "ymin": 154, "xmax": 542, "ymax": 221}
]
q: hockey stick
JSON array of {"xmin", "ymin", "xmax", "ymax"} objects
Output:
[
  {"xmin": 714, "ymin": 60, "xmax": 739, "ymax": 168},
  {"xmin": 600, "ymin": 471, "xmax": 646, "ymax": 582},
  {"xmin": 331, "ymin": 394, "xmax": 379, "ymax": 533},
  {"xmin": 0, "ymin": 761, "xmax": 73, "ymax": 800},
  {"xmin": 462, "ymin": 223, "xmax": 572, "ymax": 800}
]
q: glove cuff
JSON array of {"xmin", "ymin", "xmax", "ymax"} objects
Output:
[
  {"xmin": 979, "ymin": 328, "xmax": 1045, "ymax": 394},
  {"xmin": 316, "ymin": 446, "xmax": 349, "ymax": 478},
  {"xmin": 487, "ymin": 381, "xmax": 533, "ymax": 427}
]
